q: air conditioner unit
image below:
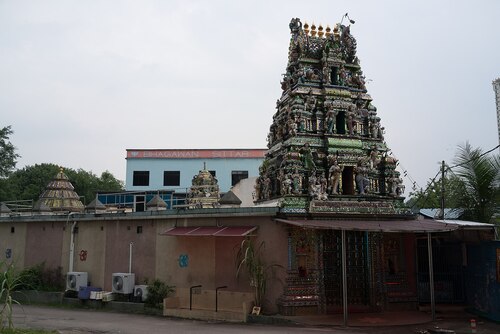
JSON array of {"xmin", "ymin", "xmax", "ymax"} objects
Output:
[
  {"xmin": 134, "ymin": 285, "xmax": 149, "ymax": 302},
  {"xmin": 112, "ymin": 273, "xmax": 135, "ymax": 294},
  {"xmin": 66, "ymin": 272, "xmax": 88, "ymax": 291}
]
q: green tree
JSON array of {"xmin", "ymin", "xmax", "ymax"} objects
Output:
[
  {"xmin": 0, "ymin": 163, "xmax": 124, "ymax": 204},
  {"xmin": 452, "ymin": 142, "xmax": 500, "ymax": 223},
  {"xmin": 407, "ymin": 173, "xmax": 466, "ymax": 210},
  {"xmin": 0, "ymin": 126, "xmax": 20, "ymax": 178}
]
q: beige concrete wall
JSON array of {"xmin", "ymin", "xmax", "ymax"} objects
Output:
[
  {"xmin": 25, "ymin": 221, "xmax": 64, "ymax": 270},
  {"xmin": 103, "ymin": 219, "xmax": 157, "ymax": 290},
  {"xmin": 0, "ymin": 212, "xmax": 286, "ymax": 314},
  {"xmin": 70, "ymin": 221, "xmax": 106, "ymax": 288},
  {"xmin": 0, "ymin": 221, "xmax": 27, "ymax": 267},
  {"xmin": 155, "ymin": 216, "xmax": 288, "ymax": 314}
]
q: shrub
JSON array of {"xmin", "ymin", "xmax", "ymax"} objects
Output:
[
  {"xmin": 17, "ymin": 263, "xmax": 64, "ymax": 292},
  {"xmin": 144, "ymin": 279, "xmax": 175, "ymax": 308}
]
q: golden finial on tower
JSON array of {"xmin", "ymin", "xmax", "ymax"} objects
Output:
[
  {"xmin": 303, "ymin": 22, "xmax": 310, "ymax": 35},
  {"xmin": 318, "ymin": 24, "xmax": 324, "ymax": 38},
  {"xmin": 325, "ymin": 25, "xmax": 332, "ymax": 37},
  {"xmin": 310, "ymin": 23, "xmax": 317, "ymax": 37}
]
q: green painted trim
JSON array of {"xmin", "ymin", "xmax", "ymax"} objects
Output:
[{"xmin": 328, "ymin": 138, "xmax": 363, "ymax": 149}]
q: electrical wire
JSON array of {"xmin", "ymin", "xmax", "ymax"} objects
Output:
[
  {"xmin": 409, "ymin": 144, "xmax": 499, "ymax": 211},
  {"xmin": 447, "ymin": 144, "xmax": 499, "ymax": 170}
]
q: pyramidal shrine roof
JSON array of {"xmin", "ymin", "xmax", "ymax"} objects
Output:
[{"xmin": 38, "ymin": 168, "xmax": 84, "ymax": 212}]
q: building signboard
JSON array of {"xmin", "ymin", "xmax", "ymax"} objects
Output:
[{"xmin": 126, "ymin": 149, "xmax": 267, "ymax": 159}]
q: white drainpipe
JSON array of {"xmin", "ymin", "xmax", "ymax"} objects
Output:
[
  {"xmin": 129, "ymin": 242, "xmax": 134, "ymax": 273},
  {"xmin": 67, "ymin": 212, "xmax": 78, "ymax": 272}
]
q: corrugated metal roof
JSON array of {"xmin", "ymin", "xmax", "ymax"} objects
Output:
[
  {"xmin": 420, "ymin": 208, "xmax": 464, "ymax": 219},
  {"xmin": 275, "ymin": 218, "xmax": 458, "ymax": 233},
  {"xmin": 161, "ymin": 226, "xmax": 257, "ymax": 236},
  {"xmin": 435, "ymin": 220, "xmax": 495, "ymax": 229}
]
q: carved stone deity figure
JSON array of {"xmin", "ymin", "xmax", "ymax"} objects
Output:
[
  {"xmin": 254, "ymin": 177, "xmax": 262, "ymax": 200},
  {"xmin": 369, "ymin": 146, "xmax": 379, "ymax": 169},
  {"xmin": 388, "ymin": 176, "xmax": 403, "ymax": 197},
  {"xmin": 305, "ymin": 90, "xmax": 317, "ymax": 112},
  {"xmin": 289, "ymin": 18, "xmax": 302, "ymax": 36},
  {"xmin": 325, "ymin": 109, "xmax": 339, "ymax": 134},
  {"xmin": 378, "ymin": 126, "xmax": 385, "ymax": 141},
  {"xmin": 338, "ymin": 67, "xmax": 348, "ymax": 86},
  {"xmin": 319, "ymin": 172, "xmax": 328, "ymax": 195},
  {"xmin": 322, "ymin": 50, "xmax": 329, "ymax": 84},
  {"xmin": 340, "ymin": 24, "xmax": 357, "ymax": 63},
  {"xmin": 346, "ymin": 106, "xmax": 356, "ymax": 135},
  {"xmin": 328, "ymin": 159, "xmax": 343, "ymax": 194},
  {"xmin": 300, "ymin": 143, "xmax": 316, "ymax": 171},
  {"xmin": 297, "ymin": 115, "xmax": 306, "ymax": 133},
  {"xmin": 282, "ymin": 174, "xmax": 292, "ymax": 195},
  {"xmin": 287, "ymin": 117, "xmax": 297, "ymax": 136},
  {"xmin": 308, "ymin": 173, "xmax": 317, "ymax": 197},
  {"xmin": 371, "ymin": 117, "xmax": 380, "ymax": 139},
  {"xmin": 322, "ymin": 64, "xmax": 330, "ymax": 85},
  {"xmin": 354, "ymin": 160, "xmax": 370, "ymax": 195},
  {"xmin": 261, "ymin": 176, "xmax": 271, "ymax": 200},
  {"xmin": 292, "ymin": 168, "xmax": 302, "ymax": 194}
]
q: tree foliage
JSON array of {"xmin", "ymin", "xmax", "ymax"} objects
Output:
[
  {"xmin": 407, "ymin": 143, "xmax": 499, "ymax": 223},
  {"xmin": 0, "ymin": 261, "xmax": 24, "ymax": 330},
  {"xmin": 0, "ymin": 163, "xmax": 124, "ymax": 204},
  {"xmin": 144, "ymin": 279, "xmax": 175, "ymax": 308},
  {"xmin": 235, "ymin": 238, "xmax": 283, "ymax": 309},
  {"xmin": 407, "ymin": 173, "xmax": 466, "ymax": 210},
  {"xmin": 0, "ymin": 126, "xmax": 20, "ymax": 178},
  {"xmin": 452, "ymin": 143, "xmax": 500, "ymax": 223}
]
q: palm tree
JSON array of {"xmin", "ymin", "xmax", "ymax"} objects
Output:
[{"xmin": 452, "ymin": 142, "xmax": 500, "ymax": 223}]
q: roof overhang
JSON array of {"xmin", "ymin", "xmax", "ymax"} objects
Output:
[
  {"xmin": 435, "ymin": 219, "xmax": 496, "ymax": 230},
  {"xmin": 160, "ymin": 226, "xmax": 257, "ymax": 236},
  {"xmin": 275, "ymin": 219, "xmax": 459, "ymax": 233}
]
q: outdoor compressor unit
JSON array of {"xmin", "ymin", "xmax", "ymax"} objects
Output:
[
  {"xmin": 134, "ymin": 285, "xmax": 149, "ymax": 302},
  {"xmin": 66, "ymin": 272, "xmax": 88, "ymax": 291},
  {"xmin": 112, "ymin": 273, "xmax": 135, "ymax": 294}
]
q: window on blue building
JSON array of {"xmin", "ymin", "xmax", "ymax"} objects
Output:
[
  {"xmin": 164, "ymin": 171, "xmax": 180, "ymax": 186},
  {"xmin": 133, "ymin": 171, "xmax": 150, "ymax": 186},
  {"xmin": 231, "ymin": 170, "xmax": 248, "ymax": 186}
]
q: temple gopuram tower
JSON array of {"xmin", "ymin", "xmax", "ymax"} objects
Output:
[
  {"xmin": 256, "ymin": 18, "xmax": 408, "ymax": 216},
  {"xmin": 256, "ymin": 18, "xmax": 417, "ymax": 315}
]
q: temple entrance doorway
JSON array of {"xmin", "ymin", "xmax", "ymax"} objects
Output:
[
  {"xmin": 322, "ymin": 230, "xmax": 379, "ymax": 313},
  {"xmin": 336, "ymin": 110, "xmax": 346, "ymax": 134},
  {"xmin": 342, "ymin": 166, "xmax": 354, "ymax": 195}
]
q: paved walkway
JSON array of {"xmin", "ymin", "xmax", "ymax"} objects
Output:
[{"xmin": 10, "ymin": 304, "xmax": 500, "ymax": 334}]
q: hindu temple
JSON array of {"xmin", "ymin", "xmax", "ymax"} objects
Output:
[{"xmin": 255, "ymin": 18, "xmax": 423, "ymax": 315}]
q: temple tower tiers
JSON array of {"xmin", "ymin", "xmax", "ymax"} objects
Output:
[
  {"xmin": 256, "ymin": 18, "xmax": 407, "ymax": 216},
  {"xmin": 38, "ymin": 168, "xmax": 84, "ymax": 212}
]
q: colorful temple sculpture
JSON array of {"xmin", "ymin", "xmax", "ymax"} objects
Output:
[
  {"xmin": 187, "ymin": 164, "xmax": 220, "ymax": 208},
  {"xmin": 255, "ymin": 18, "xmax": 419, "ymax": 315},
  {"xmin": 38, "ymin": 168, "xmax": 84, "ymax": 212},
  {"xmin": 256, "ymin": 18, "xmax": 407, "ymax": 215}
]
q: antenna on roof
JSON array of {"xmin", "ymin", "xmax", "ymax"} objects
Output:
[{"xmin": 340, "ymin": 13, "xmax": 355, "ymax": 25}]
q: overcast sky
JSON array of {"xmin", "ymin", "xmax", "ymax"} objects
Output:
[{"xmin": 1, "ymin": 0, "xmax": 499, "ymax": 193}]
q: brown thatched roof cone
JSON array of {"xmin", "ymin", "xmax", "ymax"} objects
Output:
[{"xmin": 38, "ymin": 167, "xmax": 84, "ymax": 212}]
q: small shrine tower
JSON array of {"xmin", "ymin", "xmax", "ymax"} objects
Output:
[
  {"xmin": 38, "ymin": 168, "xmax": 84, "ymax": 212},
  {"xmin": 187, "ymin": 163, "xmax": 220, "ymax": 209}
]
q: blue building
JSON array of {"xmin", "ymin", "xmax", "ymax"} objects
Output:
[{"xmin": 125, "ymin": 148, "xmax": 266, "ymax": 193}]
